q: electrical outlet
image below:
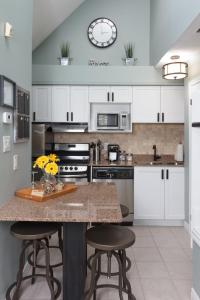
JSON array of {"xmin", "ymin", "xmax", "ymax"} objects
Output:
[
  {"xmin": 3, "ymin": 136, "xmax": 11, "ymax": 152},
  {"xmin": 13, "ymin": 154, "xmax": 18, "ymax": 171}
]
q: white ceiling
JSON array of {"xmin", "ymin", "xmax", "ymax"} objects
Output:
[
  {"xmin": 32, "ymin": 0, "xmax": 85, "ymax": 50},
  {"xmin": 158, "ymin": 13, "xmax": 200, "ymax": 67}
]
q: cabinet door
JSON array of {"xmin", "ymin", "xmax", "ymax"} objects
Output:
[
  {"xmin": 191, "ymin": 81, "xmax": 200, "ymax": 123},
  {"xmin": 165, "ymin": 167, "xmax": 185, "ymax": 220},
  {"xmin": 132, "ymin": 86, "xmax": 161, "ymax": 123},
  {"xmin": 111, "ymin": 86, "xmax": 132, "ymax": 103},
  {"xmin": 161, "ymin": 86, "xmax": 185, "ymax": 123},
  {"xmin": 134, "ymin": 167, "xmax": 165, "ymax": 219},
  {"xmin": 52, "ymin": 86, "xmax": 70, "ymax": 122},
  {"xmin": 32, "ymin": 86, "xmax": 52, "ymax": 122},
  {"xmin": 88, "ymin": 86, "xmax": 110, "ymax": 103},
  {"xmin": 70, "ymin": 86, "xmax": 89, "ymax": 122}
]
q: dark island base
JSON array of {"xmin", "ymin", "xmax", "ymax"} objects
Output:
[{"xmin": 63, "ymin": 223, "xmax": 87, "ymax": 300}]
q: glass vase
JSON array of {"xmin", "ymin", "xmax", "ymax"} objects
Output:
[{"xmin": 40, "ymin": 172, "xmax": 57, "ymax": 194}]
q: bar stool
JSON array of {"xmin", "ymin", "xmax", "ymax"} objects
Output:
[
  {"xmin": 88, "ymin": 204, "xmax": 131, "ymax": 276},
  {"xmin": 85, "ymin": 225, "xmax": 136, "ymax": 300},
  {"xmin": 27, "ymin": 223, "xmax": 63, "ymax": 274},
  {"xmin": 6, "ymin": 222, "xmax": 61, "ymax": 300}
]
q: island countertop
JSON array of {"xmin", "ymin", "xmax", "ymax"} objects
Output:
[{"xmin": 0, "ymin": 183, "xmax": 122, "ymax": 223}]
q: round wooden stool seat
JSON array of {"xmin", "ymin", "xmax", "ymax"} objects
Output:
[
  {"xmin": 120, "ymin": 204, "xmax": 129, "ymax": 218},
  {"xmin": 86, "ymin": 225, "xmax": 135, "ymax": 251},
  {"xmin": 11, "ymin": 222, "xmax": 58, "ymax": 240}
]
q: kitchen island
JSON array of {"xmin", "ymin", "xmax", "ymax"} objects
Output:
[{"xmin": 0, "ymin": 182, "xmax": 122, "ymax": 300}]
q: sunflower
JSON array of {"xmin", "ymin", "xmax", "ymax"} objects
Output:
[
  {"xmin": 48, "ymin": 154, "xmax": 60, "ymax": 163},
  {"xmin": 33, "ymin": 155, "xmax": 49, "ymax": 169},
  {"xmin": 45, "ymin": 162, "xmax": 58, "ymax": 176}
]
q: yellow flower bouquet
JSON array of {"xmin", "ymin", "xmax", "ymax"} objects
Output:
[{"xmin": 33, "ymin": 154, "xmax": 61, "ymax": 193}]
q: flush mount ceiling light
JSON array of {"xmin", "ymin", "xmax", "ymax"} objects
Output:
[{"xmin": 162, "ymin": 55, "xmax": 188, "ymax": 80}]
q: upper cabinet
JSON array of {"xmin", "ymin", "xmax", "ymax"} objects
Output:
[
  {"xmin": 89, "ymin": 86, "xmax": 132, "ymax": 103},
  {"xmin": 132, "ymin": 86, "xmax": 185, "ymax": 123},
  {"xmin": 52, "ymin": 86, "xmax": 70, "ymax": 122},
  {"xmin": 32, "ymin": 86, "xmax": 52, "ymax": 122},
  {"xmin": 70, "ymin": 86, "xmax": 89, "ymax": 122},
  {"xmin": 161, "ymin": 86, "xmax": 185, "ymax": 123},
  {"xmin": 32, "ymin": 85, "xmax": 89, "ymax": 123}
]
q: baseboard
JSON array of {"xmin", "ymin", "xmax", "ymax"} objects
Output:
[
  {"xmin": 184, "ymin": 221, "xmax": 190, "ymax": 234},
  {"xmin": 191, "ymin": 288, "xmax": 200, "ymax": 300},
  {"xmin": 133, "ymin": 219, "xmax": 184, "ymax": 226}
]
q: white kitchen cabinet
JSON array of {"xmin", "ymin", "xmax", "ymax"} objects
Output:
[
  {"xmin": 32, "ymin": 86, "xmax": 52, "ymax": 122},
  {"xmin": 165, "ymin": 167, "xmax": 185, "ymax": 219},
  {"xmin": 134, "ymin": 166, "xmax": 185, "ymax": 220},
  {"xmin": 161, "ymin": 86, "xmax": 185, "ymax": 123},
  {"xmin": 132, "ymin": 86, "xmax": 185, "ymax": 123},
  {"xmin": 89, "ymin": 86, "xmax": 132, "ymax": 103},
  {"xmin": 132, "ymin": 86, "xmax": 160, "ymax": 123},
  {"xmin": 134, "ymin": 167, "xmax": 165, "ymax": 219},
  {"xmin": 52, "ymin": 86, "xmax": 70, "ymax": 122},
  {"xmin": 70, "ymin": 86, "xmax": 89, "ymax": 122}
]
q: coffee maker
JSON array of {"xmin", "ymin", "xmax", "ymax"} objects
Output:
[{"xmin": 108, "ymin": 144, "xmax": 120, "ymax": 162}]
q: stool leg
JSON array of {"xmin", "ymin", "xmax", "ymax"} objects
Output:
[
  {"xmin": 112, "ymin": 251, "xmax": 124, "ymax": 300},
  {"xmin": 107, "ymin": 251, "xmax": 112, "ymax": 278},
  {"xmin": 40, "ymin": 240, "xmax": 55, "ymax": 300},
  {"xmin": 85, "ymin": 251, "xmax": 101, "ymax": 300},
  {"xmin": 93, "ymin": 253, "xmax": 101, "ymax": 300},
  {"xmin": 58, "ymin": 226, "xmax": 63, "ymax": 259},
  {"xmin": 121, "ymin": 250, "xmax": 136, "ymax": 300},
  {"xmin": 12, "ymin": 241, "xmax": 31, "ymax": 300},
  {"xmin": 31, "ymin": 240, "xmax": 38, "ymax": 284}
]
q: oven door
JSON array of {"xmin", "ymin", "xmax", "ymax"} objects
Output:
[
  {"xmin": 97, "ymin": 113, "xmax": 119, "ymax": 130},
  {"xmin": 58, "ymin": 173, "xmax": 89, "ymax": 185}
]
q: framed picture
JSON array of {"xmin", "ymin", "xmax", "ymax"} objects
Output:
[{"xmin": 0, "ymin": 75, "xmax": 16, "ymax": 108}]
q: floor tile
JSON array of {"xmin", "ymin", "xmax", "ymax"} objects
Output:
[
  {"xmin": 131, "ymin": 226, "xmax": 151, "ymax": 237},
  {"xmin": 165, "ymin": 261, "xmax": 192, "ymax": 280},
  {"xmin": 133, "ymin": 247, "xmax": 162, "ymax": 262},
  {"xmin": 134, "ymin": 236, "xmax": 156, "ymax": 248},
  {"xmin": 159, "ymin": 247, "xmax": 189, "ymax": 262},
  {"xmin": 183, "ymin": 247, "xmax": 192, "ymax": 260},
  {"xmin": 153, "ymin": 235, "xmax": 181, "ymax": 248},
  {"xmin": 172, "ymin": 279, "xmax": 192, "ymax": 300},
  {"xmin": 137, "ymin": 262, "xmax": 169, "ymax": 279},
  {"xmin": 141, "ymin": 278, "xmax": 179, "ymax": 300}
]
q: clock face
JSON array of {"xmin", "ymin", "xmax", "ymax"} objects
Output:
[{"xmin": 88, "ymin": 18, "xmax": 117, "ymax": 48}]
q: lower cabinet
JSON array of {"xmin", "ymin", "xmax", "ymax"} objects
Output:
[{"xmin": 134, "ymin": 166, "xmax": 184, "ymax": 220}]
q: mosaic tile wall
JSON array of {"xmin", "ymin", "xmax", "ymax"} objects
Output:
[{"xmin": 54, "ymin": 124, "xmax": 184, "ymax": 156}]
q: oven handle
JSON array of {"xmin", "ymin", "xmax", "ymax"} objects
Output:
[{"xmin": 58, "ymin": 174, "xmax": 88, "ymax": 178}]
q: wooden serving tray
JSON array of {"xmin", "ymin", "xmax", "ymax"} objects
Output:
[{"xmin": 15, "ymin": 184, "xmax": 77, "ymax": 202}]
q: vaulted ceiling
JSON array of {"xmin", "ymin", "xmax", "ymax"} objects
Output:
[{"xmin": 32, "ymin": 0, "xmax": 85, "ymax": 50}]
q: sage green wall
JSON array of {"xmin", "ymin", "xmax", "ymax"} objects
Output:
[
  {"xmin": 33, "ymin": 0, "xmax": 150, "ymax": 66},
  {"xmin": 150, "ymin": 0, "xmax": 200, "ymax": 65},
  {"xmin": 0, "ymin": 0, "xmax": 32, "ymax": 297}
]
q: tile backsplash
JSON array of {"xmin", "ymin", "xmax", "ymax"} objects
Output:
[{"xmin": 54, "ymin": 124, "xmax": 184, "ymax": 156}]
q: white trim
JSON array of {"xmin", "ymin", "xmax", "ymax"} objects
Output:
[
  {"xmin": 192, "ymin": 227, "xmax": 200, "ymax": 248},
  {"xmin": 184, "ymin": 221, "xmax": 190, "ymax": 234},
  {"xmin": 133, "ymin": 219, "xmax": 184, "ymax": 226},
  {"xmin": 191, "ymin": 288, "xmax": 200, "ymax": 300}
]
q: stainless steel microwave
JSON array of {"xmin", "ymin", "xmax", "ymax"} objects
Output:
[{"xmin": 96, "ymin": 112, "xmax": 129, "ymax": 130}]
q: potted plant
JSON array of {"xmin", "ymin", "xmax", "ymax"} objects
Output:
[
  {"xmin": 123, "ymin": 43, "xmax": 137, "ymax": 66},
  {"xmin": 58, "ymin": 42, "xmax": 70, "ymax": 66}
]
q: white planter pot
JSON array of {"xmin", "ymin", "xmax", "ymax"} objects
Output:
[
  {"xmin": 125, "ymin": 58, "xmax": 135, "ymax": 66},
  {"xmin": 59, "ymin": 57, "xmax": 69, "ymax": 66}
]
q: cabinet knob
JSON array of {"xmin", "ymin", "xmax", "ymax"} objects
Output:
[
  {"xmin": 67, "ymin": 112, "xmax": 69, "ymax": 121},
  {"xmin": 107, "ymin": 92, "xmax": 110, "ymax": 102},
  {"xmin": 71, "ymin": 112, "xmax": 73, "ymax": 122},
  {"xmin": 112, "ymin": 92, "xmax": 114, "ymax": 102},
  {"xmin": 161, "ymin": 169, "xmax": 164, "ymax": 180},
  {"xmin": 162, "ymin": 112, "xmax": 165, "ymax": 122},
  {"xmin": 157, "ymin": 113, "xmax": 160, "ymax": 123},
  {"xmin": 33, "ymin": 112, "xmax": 36, "ymax": 121},
  {"xmin": 166, "ymin": 169, "xmax": 169, "ymax": 180}
]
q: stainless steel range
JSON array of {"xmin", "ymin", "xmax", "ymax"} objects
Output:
[{"xmin": 53, "ymin": 143, "xmax": 90, "ymax": 183}]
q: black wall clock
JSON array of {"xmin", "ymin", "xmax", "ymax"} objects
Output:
[{"xmin": 88, "ymin": 18, "xmax": 117, "ymax": 48}]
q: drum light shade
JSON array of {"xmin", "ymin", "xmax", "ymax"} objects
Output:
[{"xmin": 162, "ymin": 62, "xmax": 188, "ymax": 80}]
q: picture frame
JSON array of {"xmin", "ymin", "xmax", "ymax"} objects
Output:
[{"xmin": 0, "ymin": 75, "xmax": 16, "ymax": 108}]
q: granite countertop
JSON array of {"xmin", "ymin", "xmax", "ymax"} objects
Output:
[
  {"xmin": 91, "ymin": 155, "xmax": 184, "ymax": 167},
  {"xmin": 0, "ymin": 183, "xmax": 122, "ymax": 223}
]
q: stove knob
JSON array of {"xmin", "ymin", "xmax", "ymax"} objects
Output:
[
  {"xmin": 60, "ymin": 166, "xmax": 63, "ymax": 170},
  {"xmin": 74, "ymin": 167, "xmax": 78, "ymax": 171},
  {"xmin": 70, "ymin": 167, "xmax": 73, "ymax": 171},
  {"xmin": 65, "ymin": 167, "xmax": 68, "ymax": 171}
]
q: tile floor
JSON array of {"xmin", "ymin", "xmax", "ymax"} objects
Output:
[{"xmin": 17, "ymin": 226, "xmax": 192, "ymax": 300}]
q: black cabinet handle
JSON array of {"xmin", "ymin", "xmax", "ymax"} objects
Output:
[
  {"xmin": 161, "ymin": 169, "xmax": 164, "ymax": 180},
  {"xmin": 107, "ymin": 92, "xmax": 110, "ymax": 102},
  {"xmin": 112, "ymin": 92, "xmax": 114, "ymax": 102},
  {"xmin": 67, "ymin": 112, "xmax": 69, "ymax": 121},
  {"xmin": 33, "ymin": 112, "xmax": 36, "ymax": 121},
  {"xmin": 162, "ymin": 112, "xmax": 165, "ymax": 122},
  {"xmin": 157, "ymin": 113, "xmax": 160, "ymax": 123},
  {"xmin": 166, "ymin": 169, "xmax": 169, "ymax": 180},
  {"xmin": 71, "ymin": 112, "xmax": 73, "ymax": 122}
]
